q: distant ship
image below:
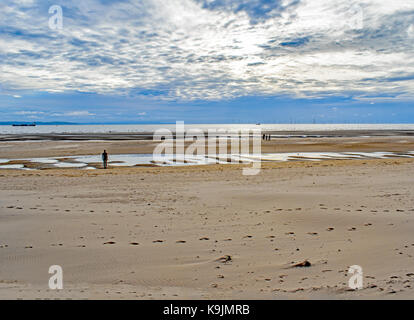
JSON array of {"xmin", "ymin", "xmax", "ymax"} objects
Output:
[{"xmin": 12, "ymin": 123, "xmax": 36, "ymax": 127}]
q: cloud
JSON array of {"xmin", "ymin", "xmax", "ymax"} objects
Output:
[
  {"xmin": 0, "ymin": 0, "xmax": 413, "ymax": 101},
  {"xmin": 14, "ymin": 111, "xmax": 44, "ymax": 115},
  {"xmin": 64, "ymin": 111, "xmax": 95, "ymax": 116},
  {"xmin": 408, "ymin": 24, "xmax": 414, "ymax": 38}
]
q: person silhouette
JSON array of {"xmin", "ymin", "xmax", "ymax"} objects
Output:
[{"xmin": 102, "ymin": 150, "xmax": 108, "ymax": 169}]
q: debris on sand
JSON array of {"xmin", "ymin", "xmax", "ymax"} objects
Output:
[
  {"xmin": 216, "ymin": 255, "xmax": 232, "ymax": 263},
  {"xmin": 292, "ymin": 260, "xmax": 311, "ymax": 268}
]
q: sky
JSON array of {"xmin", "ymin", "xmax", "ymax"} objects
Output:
[{"xmin": 0, "ymin": 0, "xmax": 413, "ymax": 124}]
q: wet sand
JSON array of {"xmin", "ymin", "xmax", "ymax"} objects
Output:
[
  {"xmin": 1, "ymin": 129, "xmax": 414, "ymax": 142},
  {"xmin": 1, "ymin": 135, "xmax": 414, "ymax": 159}
]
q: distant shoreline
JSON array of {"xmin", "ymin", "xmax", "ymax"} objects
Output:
[{"xmin": 2, "ymin": 122, "xmax": 414, "ymax": 125}]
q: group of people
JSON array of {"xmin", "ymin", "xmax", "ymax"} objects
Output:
[{"xmin": 262, "ymin": 134, "xmax": 271, "ymax": 141}]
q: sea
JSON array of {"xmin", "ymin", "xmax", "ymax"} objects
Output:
[{"xmin": 1, "ymin": 123, "xmax": 414, "ymax": 134}]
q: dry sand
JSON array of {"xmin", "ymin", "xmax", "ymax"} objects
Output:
[{"xmin": 1, "ymin": 138, "xmax": 414, "ymax": 299}]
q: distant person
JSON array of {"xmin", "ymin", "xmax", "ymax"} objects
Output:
[{"xmin": 102, "ymin": 150, "xmax": 108, "ymax": 169}]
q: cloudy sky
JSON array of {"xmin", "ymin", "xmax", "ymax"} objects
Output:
[{"xmin": 0, "ymin": 0, "xmax": 413, "ymax": 123}]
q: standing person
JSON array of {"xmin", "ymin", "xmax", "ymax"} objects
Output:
[{"xmin": 102, "ymin": 150, "xmax": 108, "ymax": 169}]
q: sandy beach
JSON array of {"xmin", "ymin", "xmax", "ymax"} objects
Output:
[
  {"xmin": 1, "ymin": 136, "xmax": 414, "ymax": 299},
  {"xmin": 3, "ymin": 0, "xmax": 414, "ymax": 307}
]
